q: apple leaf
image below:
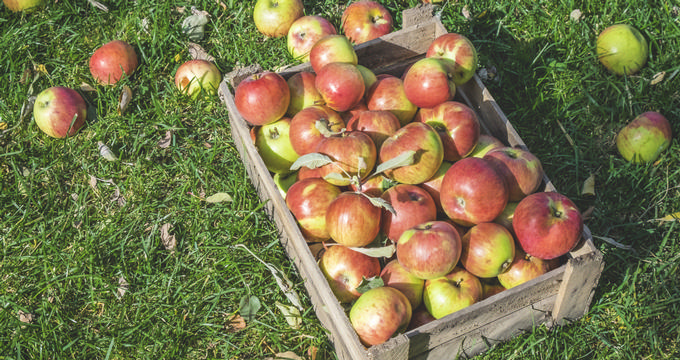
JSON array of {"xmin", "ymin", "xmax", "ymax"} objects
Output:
[
  {"xmin": 115, "ymin": 276, "xmax": 129, "ymax": 300},
  {"xmin": 355, "ymin": 276, "xmax": 385, "ymax": 294},
  {"xmin": 275, "ymin": 301, "xmax": 302, "ymax": 329},
  {"xmin": 593, "ymin": 235, "xmax": 633, "ymax": 251},
  {"xmin": 374, "ymin": 150, "xmax": 416, "ymax": 175},
  {"xmin": 361, "ymin": 193, "xmax": 396, "ymax": 215},
  {"xmin": 348, "ymin": 243, "xmax": 396, "ymax": 258},
  {"xmin": 205, "ymin": 192, "xmax": 233, "ymax": 203},
  {"xmin": 266, "ymin": 352, "xmax": 303, "ymax": 360},
  {"xmin": 314, "ymin": 118, "xmax": 343, "ymax": 137},
  {"xmin": 653, "ymin": 212, "xmax": 680, "ymax": 222},
  {"xmin": 160, "ymin": 223, "xmax": 177, "ymax": 251},
  {"xmin": 581, "ymin": 173, "xmax": 595, "ymax": 196},
  {"xmin": 239, "ymin": 295, "xmax": 261, "ymax": 322},
  {"xmin": 289, "ymin": 153, "xmax": 333, "ymax": 171},
  {"xmin": 117, "ymin": 85, "xmax": 132, "ymax": 115},
  {"xmin": 97, "ymin": 141, "xmax": 118, "ymax": 161},
  {"xmin": 226, "ymin": 313, "xmax": 246, "ymax": 333},
  {"xmin": 181, "ymin": 8, "xmax": 209, "ymax": 41},
  {"xmin": 323, "ymin": 172, "xmax": 350, "ymax": 184},
  {"xmin": 87, "ymin": 0, "xmax": 109, "ymax": 11}
]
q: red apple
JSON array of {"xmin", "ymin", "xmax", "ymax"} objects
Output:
[
  {"xmin": 366, "ymin": 74, "xmax": 418, "ymax": 126},
  {"xmin": 339, "ymin": 99, "xmax": 369, "ymax": 124},
  {"xmin": 402, "ymin": 57, "xmax": 456, "ymax": 109},
  {"xmin": 349, "ymin": 286, "xmax": 412, "ymax": 346},
  {"xmin": 287, "ymin": 15, "xmax": 337, "ymax": 62},
  {"xmin": 497, "ymin": 247, "xmax": 562, "ymax": 289},
  {"xmin": 379, "ymin": 122, "xmax": 444, "ymax": 185},
  {"xmin": 286, "ymin": 177, "xmax": 342, "ymax": 241},
  {"xmin": 381, "ymin": 259, "xmax": 425, "ymax": 309},
  {"xmin": 315, "ymin": 62, "xmax": 365, "ymax": 112},
  {"xmin": 286, "ymin": 71, "xmax": 324, "ymax": 117},
  {"xmin": 309, "ymin": 34, "xmax": 358, "ymax": 73},
  {"xmin": 468, "ymin": 134, "xmax": 505, "ymax": 158},
  {"xmin": 33, "ymin": 87, "xmax": 87, "ymax": 138},
  {"xmin": 289, "ymin": 105, "xmax": 345, "ymax": 156},
  {"xmin": 513, "ymin": 192, "xmax": 584, "ymax": 260},
  {"xmin": 415, "ymin": 101, "xmax": 481, "ymax": 161},
  {"xmin": 326, "ymin": 192, "xmax": 382, "ymax": 247},
  {"xmin": 616, "ymin": 111, "xmax": 672, "ymax": 164},
  {"xmin": 346, "ymin": 109, "xmax": 401, "ymax": 149},
  {"xmin": 341, "ymin": 0, "xmax": 393, "ymax": 45},
  {"xmin": 89, "ymin": 40, "xmax": 138, "ymax": 85},
  {"xmin": 440, "ymin": 157, "xmax": 509, "ymax": 226},
  {"xmin": 174, "ymin": 59, "xmax": 221, "ymax": 98},
  {"xmin": 420, "ymin": 160, "xmax": 453, "ymax": 213},
  {"xmin": 396, "ymin": 221, "xmax": 462, "ymax": 280},
  {"xmin": 315, "ymin": 130, "xmax": 377, "ymax": 186},
  {"xmin": 483, "ymin": 147, "xmax": 544, "ymax": 201},
  {"xmin": 459, "ymin": 222, "xmax": 515, "ymax": 278},
  {"xmin": 319, "ymin": 244, "xmax": 381, "ymax": 303},
  {"xmin": 253, "ymin": 0, "xmax": 304, "ymax": 38},
  {"xmin": 254, "ymin": 117, "xmax": 299, "ymax": 174},
  {"xmin": 234, "ymin": 71, "xmax": 290, "ymax": 126},
  {"xmin": 426, "ymin": 33, "xmax": 478, "ymax": 85},
  {"xmin": 381, "ymin": 184, "xmax": 437, "ymax": 243},
  {"xmin": 423, "ymin": 266, "xmax": 483, "ymax": 319}
]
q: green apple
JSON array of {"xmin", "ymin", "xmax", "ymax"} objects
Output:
[
  {"xmin": 254, "ymin": 117, "xmax": 299, "ymax": 173},
  {"xmin": 273, "ymin": 171, "xmax": 298, "ymax": 198},
  {"xmin": 33, "ymin": 86, "xmax": 87, "ymax": 138},
  {"xmin": 597, "ymin": 24, "xmax": 648, "ymax": 76},
  {"xmin": 253, "ymin": 0, "xmax": 303, "ymax": 38},
  {"xmin": 3, "ymin": 0, "xmax": 44, "ymax": 12},
  {"xmin": 616, "ymin": 111, "xmax": 672, "ymax": 164}
]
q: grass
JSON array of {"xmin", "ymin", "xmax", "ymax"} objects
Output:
[{"xmin": 0, "ymin": 0, "xmax": 679, "ymax": 359}]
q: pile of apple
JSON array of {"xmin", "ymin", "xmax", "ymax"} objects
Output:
[{"xmin": 234, "ymin": 29, "xmax": 585, "ymax": 347}]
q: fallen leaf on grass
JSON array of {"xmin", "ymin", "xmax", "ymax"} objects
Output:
[
  {"xmin": 239, "ymin": 295, "xmax": 261, "ymax": 322},
  {"xmin": 182, "ymin": 7, "xmax": 210, "ymax": 41},
  {"xmin": 226, "ymin": 313, "xmax": 246, "ymax": 332},
  {"xmin": 80, "ymin": 82, "xmax": 96, "ymax": 92},
  {"xmin": 581, "ymin": 173, "xmax": 596, "ymax": 196},
  {"xmin": 158, "ymin": 130, "xmax": 173, "ymax": 148},
  {"xmin": 275, "ymin": 301, "xmax": 302, "ymax": 329},
  {"xmin": 118, "ymin": 85, "xmax": 132, "ymax": 115},
  {"xmin": 160, "ymin": 223, "xmax": 177, "ymax": 251},
  {"xmin": 87, "ymin": 0, "xmax": 109, "ymax": 11},
  {"xmin": 18, "ymin": 310, "xmax": 35, "ymax": 324},
  {"xmin": 653, "ymin": 212, "xmax": 680, "ymax": 222},
  {"xmin": 266, "ymin": 352, "xmax": 303, "ymax": 360},
  {"xmin": 570, "ymin": 9, "xmax": 583, "ymax": 22},
  {"xmin": 462, "ymin": 5, "xmax": 471, "ymax": 20},
  {"xmin": 97, "ymin": 141, "xmax": 118, "ymax": 161},
  {"xmin": 115, "ymin": 276, "xmax": 129, "ymax": 299},
  {"xmin": 111, "ymin": 186, "xmax": 126, "ymax": 207},
  {"xmin": 307, "ymin": 346, "xmax": 318, "ymax": 360},
  {"xmin": 0, "ymin": 122, "xmax": 7, "ymax": 130},
  {"xmin": 651, "ymin": 72, "xmax": 666, "ymax": 85},
  {"xmin": 205, "ymin": 192, "xmax": 233, "ymax": 203},
  {"xmin": 188, "ymin": 42, "xmax": 215, "ymax": 62},
  {"xmin": 593, "ymin": 235, "xmax": 633, "ymax": 250}
]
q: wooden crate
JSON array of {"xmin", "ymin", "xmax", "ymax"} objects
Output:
[{"xmin": 218, "ymin": 5, "xmax": 603, "ymax": 359}]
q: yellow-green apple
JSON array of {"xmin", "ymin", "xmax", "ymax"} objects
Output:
[
  {"xmin": 234, "ymin": 71, "xmax": 290, "ymax": 126},
  {"xmin": 315, "ymin": 130, "xmax": 377, "ymax": 186},
  {"xmin": 254, "ymin": 117, "xmax": 299, "ymax": 173},
  {"xmin": 273, "ymin": 171, "xmax": 298, "ymax": 198},
  {"xmin": 415, "ymin": 101, "xmax": 480, "ymax": 161},
  {"xmin": 174, "ymin": 59, "xmax": 221, "ymax": 98},
  {"xmin": 426, "ymin": 33, "xmax": 478, "ymax": 85},
  {"xmin": 440, "ymin": 157, "xmax": 509, "ymax": 226},
  {"xmin": 366, "ymin": 74, "xmax": 418, "ymax": 126},
  {"xmin": 396, "ymin": 220, "xmax": 462, "ymax": 280},
  {"xmin": 309, "ymin": 35, "xmax": 358, "ymax": 73},
  {"xmin": 315, "ymin": 62, "xmax": 365, "ymax": 112},
  {"xmin": 597, "ymin": 24, "xmax": 648, "ymax": 75},
  {"xmin": 513, "ymin": 192, "xmax": 583, "ymax": 260},
  {"xmin": 459, "ymin": 222, "xmax": 515, "ymax": 278},
  {"xmin": 349, "ymin": 286, "xmax": 412, "ymax": 346},
  {"xmin": 483, "ymin": 147, "xmax": 544, "ymax": 201},
  {"xmin": 319, "ymin": 244, "xmax": 381, "ymax": 303},
  {"xmin": 381, "ymin": 259, "xmax": 425, "ymax": 309},
  {"xmin": 423, "ymin": 266, "xmax": 482, "ymax": 319},
  {"xmin": 3, "ymin": 0, "xmax": 43, "ymax": 11},
  {"xmin": 403, "ymin": 57, "xmax": 457, "ymax": 109},
  {"xmin": 381, "ymin": 184, "xmax": 437, "ymax": 243},
  {"xmin": 285, "ymin": 177, "xmax": 341, "ymax": 242},
  {"xmin": 253, "ymin": 0, "xmax": 303, "ymax": 38},
  {"xmin": 33, "ymin": 86, "xmax": 87, "ymax": 138},
  {"xmin": 493, "ymin": 201, "xmax": 518, "ymax": 233},
  {"xmin": 325, "ymin": 192, "xmax": 382, "ymax": 247},
  {"xmin": 468, "ymin": 134, "xmax": 505, "ymax": 158},
  {"xmin": 379, "ymin": 122, "xmax": 444, "ymax": 185},
  {"xmin": 287, "ymin": 15, "xmax": 337, "ymax": 62},
  {"xmin": 289, "ymin": 105, "xmax": 345, "ymax": 155},
  {"xmin": 497, "ymin": 247, "xmax": 561, "ymax": 289},
  {"xmin": 286, "ymin": 71, "xmax": 324, "ymax": 117},
  {"xmin": 407, "ymin": 305, "xmax": 436, "ymax": 331},
  {"xmin": 89, "ymin": 40, "xmax": 138, "ymax": 85},
  {"xmin": 420, "ymin": 160, "xmax": 453, "ymax": 213},
  {"xmin": 341, "ymin": 0, "xmax": 393, "ymax": 45},
  {"xmin": 616, "ymin": 111, "xmax": 672, "ymax": 164},
  {"xmin": 346, "ymin": 109, "xmax": 401, "ymax": 149},
  {"xmin": 356, "ymin": 64, "xmax": 377, "ymax": 92}
]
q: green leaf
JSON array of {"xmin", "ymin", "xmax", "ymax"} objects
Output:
[
  {"xmin": 348, "ymin": 243, "xmax": 396, "ymax": 258},
  {"xmin": 275, "ymin": 301, "xmax": 302, "ymax": 329},
  {"xmin": 355, "ymin": 276, "xmax": 385, "ymax": 294},
  {"xmin": 362, "ymin": 194, "xmax": 396, "ymax": 215},
  {"xmin": 205, "ymin": 192, "xmax": 233, "ymax": 203},
  {"xmin": 375, "ymin": 150, "xmax": 416, "ymax": 175},
  {"xmin": 289, "ymin": 153, "xmax": 333, "ymax": 171},
  {"xmin": 323, "ymin": 172, "xmax": 350, "ymax": 183},
  {"xmin": 239, "ymin": 295, "xmax": 261, "ymax": 322}
]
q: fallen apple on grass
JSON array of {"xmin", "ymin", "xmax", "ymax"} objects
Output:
[
  {"xmin": 253, "ymin": 0, "xmax": 304, "ymax": 38},
  {"xmin": 596, "ymin": 24, "xmax": 648, "ymax": 76},
  {"xmin": 3, "ymin": 0, "xmax": 44, "ymax": 11},
  {"xmin": 33, "ymin": 86, "xmax": 87, "ymax": 138},
  {"xmin": 89, "ymin": 40, "xmax": 138, "ymax": 85},
  {"xmin": 174, "ymin": 59, "xmax": 221, "ymax": 98},
  {"xmin": 615, "ymin": 111, "xmax": 672, "ymax": 164}
]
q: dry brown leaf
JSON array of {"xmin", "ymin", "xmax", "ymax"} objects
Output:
[
  {"xmin": 160, "ymin": 223, "xmax": 177, "ymax": 251},
  {"xmin": 216, "ymin": 0, "xmax": 227, "ymax": 11},
  {"xmin": 20, "ymin": 67, "xmax": 32, "ymax": 84},
  {"xmin": 226, "ymin": 313, "xmax": 246, "ymax": 332},
  {"xmin": 651, "ymin": 71, "xmax": 666, "ymax": 85},
  {"xmin": 115, "ymin": 276, "xmax": 129, "ymax": 299},
  {"xmin": 267, "ymin": 352, "xmax": 303, "ymax": 360},
  {"xmin": 462, "ymin": 5, "xmax": 471, "ymax": 20},
  {"xmin": 581, "ymin": 173, "xmax": 596, "ymax": 196},
  {"xmin": 188, "ymin": 42, "xmax": 215, "ymax": 62},
  {"xmin": 582, "ymin": 205, "xmax": 595, "ymax": 221},
  {"xmin": 0, "ymin": 122, "xmax": 7, "ymax": 130},
  {"xmin": 111, "ymin": 186, "xmax": 126, "ymax": 207},
  {"xmin": 80, "ymin": 82, "xmax": 97, "ymax": 92},
  {"xmin": 570, "ymin": 9, "xmax": 583, "ymax": 22},
  {"xmin": 18, "ymin": 310, "xmax": 35, "ymax": 324},
  {"xmin": 89, "ymin": 175, "xmax": 98, "ymax": 190},
  {"xmin": 307, "ymin": 346, "xmax": 318, "ymax": 360},
  {"xmin": 159, "ymin": 130, "xmax": 173, "ymax": 148},
  {"xmin": 118, "ymin": 85, "xmax": 132, "ymax": 115}
]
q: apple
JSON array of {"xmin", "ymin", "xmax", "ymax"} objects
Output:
[
  {"xmin": 483, "ymin": 147, "xmax": 544, "ymax": 201},
  {"xmin": 273, "ymin": 171, "xmax": 298, "ymax": 198},
  {"xmin": 309, "ymin": 35, "xmax": 358, "ymax": 74},
  {"xmin": 615, "ymin": 111, "xmax": 672, "ymax": 164},
  {"xmin": 346, "ymin": 109, "xmax": 401, "ymax": 149},
  {"xmin": 403, "ymin": 57, "xmax": 456, "ymax": 109},
  {"xmin": 174, "ymin": 59, "xmax": 221, "ymax": 98},
  {"xmin": 254, "ymin": 117, "xmax": 299, "ymax": 173},
  {"xmin": 597, "ymin": 24, "xmax": 648, "ymax": 76},
  {"xmin": 341, "ymin": 0, "xmax": 393, "ymax": 45},
  {"xmin": 339, "ymin": 99, "xmax": 369, "ymax": 124},
  {"xmin": 407, "ymin": 305, "xmax": 436, "ymax": 331},
  {"xmin": 415, "ymin": 101, "xmax": 481, "ymax": 161},
  {"xmin": 33, "ymin": 87, "xmax": 87, "ymax": 138},
  {"xmin": 468, "ymin": 134, "xmax": 505, "ymax": 158},
  {"xmin": 423, "ymin": 266, "xmax": 483, "ymax": 319},
  {"xmin": 234, "ymin": 71, "xmax": 290, "ymax": 126},
  {"xmin": 440, "ymin": 157, "xmax": 509, "ymax": 226},
  {"xmin": 379, "ymin": 122, "xmax": 444, "ymax": 185},
  {"xmin": 286, "ymin": 71, "xmax": 324, "ymax": 117},
  {"xmin": 381, "ymin": 259, "xmax": 425, "ymax": 309},
  {"xmin": 420, "ymin": 160, "xmax": 453, "ymax": 213},
  {"xmin": 380, "ymin": 184, "xmax": 437, "ymax": 243},
  {"xmin": 426, "ymin": 33, "xmax": 478, "ymax": 85},
  {"xmin": 356, "ymin": 64, "xmax": 378, "ymax": 92},
  {"xmin": 319, "ymin": 244, "xmax": 381, "ymax": 303},
  {"xmin": 285, "ymin": 177, "xmax": 342, "ymax": 242},
  {"xmin": 366, "ymin": 74, "xmax": 418, "ymax": 126},
  {"xmin": 349, "ymin": 286, "xmax": 412, "ymax": 346},
  {"xmin": 315, "ymin": 130, "xmax": 377, "ymax": 186},
  {"xmin": 287, "ymin": 15, "xmax": 337, "ymax": 62},
  {"xmin": 513, "ymin": 192, "xmax": 584, "ymax": 260},
  {"xmin": 315, "ymin": 62, "xmax": 365, "ymax": 112},
  {"xmin": 89, "ymin": 40, "xmax": 138, "ymax": 85},
  {"xmin": 459, "ymin": 222, "xmax": 515, "ymax": 278},
  {"xmin": 3, "ymin": 0, "xmax": 43, "ymax": 11},
  {"xmin": 493, "ymin": 201, "xmax": 519, "ymax": 233},
  {"xmin": 497, "ymin": 247, "xmax": 561, "ymax": 289},
  {"xmin": 325, "ymin": 192, "xmax": 382, "ymax": 247},
  {"xmin": 253, "ymin": 0, "xmax": 304, "ymax": 38},
  {"xmin": 396, "ymin": 220, "xmax": 462, "ymax": 280},
  {"xmin": 289, "ymin": 105, "xmax": 345, "ymax": 156},
  {"xmin": 481, "ymin": 280, "xmax": 506, "ymax": 300}
]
